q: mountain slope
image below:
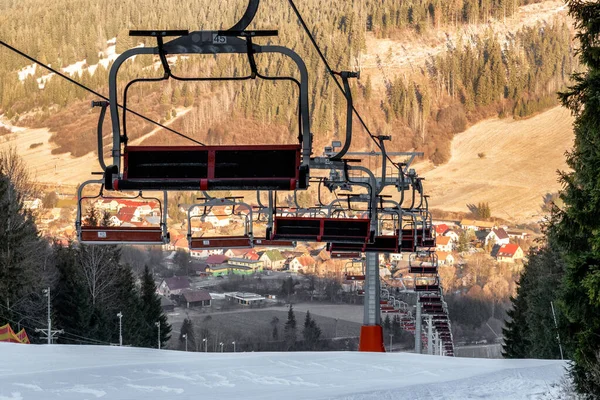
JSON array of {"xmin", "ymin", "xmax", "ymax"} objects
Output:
[
  {"xmin": 0, "ymin": 343, "xmax": 567, "ymax": 400},
  {"xmin": 421, "ymin": 106, "xmax": 573, "ymax": 222}
]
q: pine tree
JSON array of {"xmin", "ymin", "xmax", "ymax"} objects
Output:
[
  {"xmin": 502, "ymin": 271, "xmax": 531, "ymax": 358},
  {"xmin": 140, "ymin": 265, "xmax": 171, "ymax": 348},
  {"xmin": 284, "ymin": 304, "xmax": 297, "ymax": 350},
  {"xmin": 0, "ymin": 157, "xmax": 49, "ymax": 328},
  {"xmin": 555, "ymin": 1, "xmax": 600, "ymax": 394},
  {"xmin": 302, "ymin": 310, "xmax": 322, "ymax": 350},
  {"xmin": 111, "ymin": 265, "xmax": 144, "ymax": 346}
]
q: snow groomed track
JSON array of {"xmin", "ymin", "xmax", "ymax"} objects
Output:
[{"xmin": 0, "ymin": 343, "xmax": 567, "ymax": 399}]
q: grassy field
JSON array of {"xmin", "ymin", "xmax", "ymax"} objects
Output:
[{"xmin": 167, "ymin": 303, "xmax": 362, "ymax": 351}]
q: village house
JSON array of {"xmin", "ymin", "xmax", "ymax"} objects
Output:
[
  {"xmin": 485, "ymin": 228, "xmax": 510, "ymax": 247},
  {"xmin": 260, "ymin": 249, "xmax": 286, "ymax": 270},
  {"xmin": 225, "ymin": 249, "xmax": 250, "ymax": 258},
  {"xmin": 436, "ymin": 236, "xmax": 454, "ymax": 252},
  {"xmin": 436, "ymin": 251, "xmax": 455, "ymax": 266},
  {"xmin": 460, "ymin": 219, "xmax": 496, "ymax": 231},
  {"xmin": 226, "ymin": 292, "xmax": 265, "ymax": 306},
  {"xmin": 159, "ymin": 295, "xmax": 175, "ymax": 312},
  {"xmin": 157, "ymin": 276, "xmax": 190, "ymax": 297},
  {"xmin": 444, "ymin": 230, "xmax": 460, "ymax": 242},
  {"xmin": 506, "ymin": 229, "xmax": 530, "ymax": 240},
  {"xmin": 182, "ymin": 290, "xmax": 212, "ymax": 308},
  {"xmin": 496, "ymin": 244, "xmax": 524, "ymax": 263},
  {"xmin": 435, "ymin": 224, "xmax": 450, "ymax": 236},
  {"xmin": 204, "ymin": 210, "xmax": 230, "ymax": 227},
  {"xmin": 289, "ymin": 254, "xmax": 316, "ymax": 273},
  {"xmin": 227, "ymin": 258, "xmax": 264, "ymax": 272}
]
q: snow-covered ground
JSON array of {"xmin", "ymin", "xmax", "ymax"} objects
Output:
[{"xmin": 0, "ymin": 343, "xmax": 568, "ymax": 400}]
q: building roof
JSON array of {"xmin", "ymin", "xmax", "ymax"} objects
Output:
[
  {"xmin": 294, "ymin": 254, "xmax": 316, "ymax": 267},
  {"xmin": 227, "ymin": 249, "xmax": 249, "ymax": 257},
  {"xmin": 206, "ymin": 254, "xmax": 229, "ymax": 264},
  {"xmin": 497, "ymin": 244, "xmax": 521, "ymax": 258},
  {"xmin": 182, "ymin": 289, "xmax": 212, "ymax": 303},
  {"xmin": 492, "ymin": 228, "xmax": 509, "ymax": 240},
  {"xmin": 245, "ymin": 249, "xmax": 260, "ymax": 261},
  {"xmin": 228, "ymin": 257, "xmax": 263, "ymax": 265},
  {"xmin": 163, "ymin": 276, "xmax": 190, "ymax": 291},
  {"xmin": 435, "ymin": 224, "xmax": 449, "ymax": 235},
  {"xmin": 159, "ymin": 295, "xmax": 175, "ymax": 307},
  {"xmin": 436, "ymin": 236, "xmax": 451, "ymax": 246},
  {"xmin": 262, "ymin": 249, "xmax": 285, "ymax": 262},
  {"xmin": 436, "ymin": 251, "xmax": 453, "ymax": 260}
]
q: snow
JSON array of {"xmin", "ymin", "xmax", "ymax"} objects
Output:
[{"xmin": 0, "ymin": 343, "xmax": 568, "ymax": 400}]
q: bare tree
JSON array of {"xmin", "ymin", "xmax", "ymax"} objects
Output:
[{"xmin": 78, "ymin": 245, "xmax": 120, "ymax": 306}]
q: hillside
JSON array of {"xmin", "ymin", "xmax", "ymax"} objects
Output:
[
  {"xmin": 421, "ymin": 105, "xmax": 573, "ymax": 222},
  {"xmin": 0, "ymin": 343, "xmax": 568, "ymax": 399}
]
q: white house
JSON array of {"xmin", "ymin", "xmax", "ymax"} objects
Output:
[
  {"xmin": 485, "ymin": 228, "xmax": 510, "ymax": 246},
  {"xmin": 289, "ymin": 255, "xmax": 315, "ymax": 273},
  {"xmin": 436, "ymin": 251, "xmax": 455, "ymax": 266},
  {"xmin": 260, "ymin": 250, "xmax": 286, "ymax": 270},
  {"xmin": 444, "ymin": 230, "xmax": 460, "ymax": 242},
  {"xmin": 460, "ymin": 219, "xmax": 496, "ymax": 231},
  {"xmin": 157, "ymin": 276, "xmax": 190, "ymax": 296},
  {"xmin": 204, "ymin": 212, "xmax": 230, "ymax": 227},
  {"xmin": 436, "ymin": 236, "xmax": 454, "ymax": 252}
]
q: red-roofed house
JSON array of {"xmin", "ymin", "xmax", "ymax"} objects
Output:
[
  {"xmin": 496, "ymin": 244, "xmax": 524, "ymax": 263},
  {"xmin": 435, "ymin": 224, "xmax": 449, "ymax": 235}
]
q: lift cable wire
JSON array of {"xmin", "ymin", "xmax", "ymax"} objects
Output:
[
  {"xmin": 0, "ymin": 302, "xmax": 112, "ymax": 345},
  {"xmin": 0, "ymin": 40, "xmax": 205, "ymax": 146},
  {"xmin": 286, "ymin": 0, "xmax": 401, "ymax": 169}
]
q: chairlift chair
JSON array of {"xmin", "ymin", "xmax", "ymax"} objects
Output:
[
  {"xmin": 99, "ymin": 28, "xmax": 312, "ymax": 193},
  {"xmin": 76, "ymin": 180, "xmax": 169, "ymax": 245},
  {"xmin": 408, "ymin": 251, "xmax": 439, "ymax": 274},
  {"xmin": 187, "ymin": 197, "xmax": 253, "ymax": 250}
]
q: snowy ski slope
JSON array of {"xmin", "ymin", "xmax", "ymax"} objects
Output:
[{"xmin": 0, "ymin": 343, "xmax": 567, "ymax": 400}]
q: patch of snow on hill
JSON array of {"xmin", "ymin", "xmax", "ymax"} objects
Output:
[{"xmin": 0, "ymin": 343, "xmax": 568, "ymax": 400}]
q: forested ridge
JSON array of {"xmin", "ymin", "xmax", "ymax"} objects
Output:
[{"xmin": 0, "ymin": 0, "xmax": 573, "ymax": 163}]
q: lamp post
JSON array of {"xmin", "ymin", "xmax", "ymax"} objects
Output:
[
  {"xmin": 117, "ymin": 312, "xmax": 123, "ymax": 346},
  {"xmin": 44, "ymin": 287, "xmax": 51, "ymax": 345},
  {"xmin": 203, "ymin": 338, "xmax": 207, "ymax": 352},
  {"xmin": 219, "ymin": 342, "xmax": 224, "ymax": 352},
  {"xmin": 232, "ymin": 341, "xmax": 236, "ymax": 353},
  {"xmin": 155, "ymin": 322, "xmax": 161, "ymax": 350},
  {"xmin": 183, "ymin": 334, "xmax": 188, "ymax": 352},
  {"xmin": 389, "ymin": 333, "xmax": 393, "ymax": 352}
]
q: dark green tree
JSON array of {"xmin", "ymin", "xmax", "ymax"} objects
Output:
[
  {"xmin": 284, "ymin": 304, "xmax": 297, "ymax": 350},
  {"xmin": 302, "ymin": 310, "xmax": 322, "ymax": 350},
  {"xmin": 553, "ymin": 1, "xmax": 600, "ymax": 395},
  {"xmin": 502, "ymin": 271, "xmax": 531, "ymax": 358},
  {"xmin": 139, "ymin": 265, "xmax": 171, "ymax": 348}
]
